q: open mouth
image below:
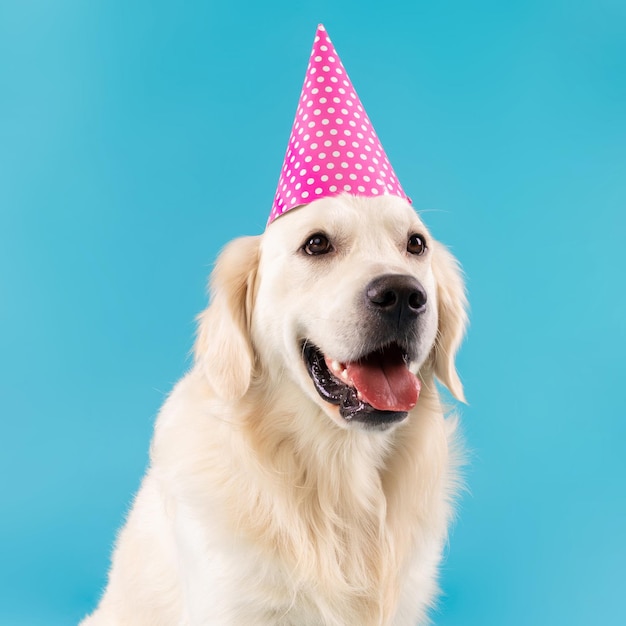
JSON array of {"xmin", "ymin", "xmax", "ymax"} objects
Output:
[{"xmin": 302, "ymin": 342, "xmax": 421, "ymax": 427}]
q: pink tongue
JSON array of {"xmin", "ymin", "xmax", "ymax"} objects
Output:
[{"xmin": 345, "ymin": 351, "xmax": 420, "ymax": 412}]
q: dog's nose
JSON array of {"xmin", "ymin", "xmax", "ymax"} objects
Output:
[{"xmin": 366, "ymin": 274, "xmax": 427, "ymax": 318}]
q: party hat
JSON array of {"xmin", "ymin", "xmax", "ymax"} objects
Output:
[{"xmin": 268, "ymin": 24, "xmax": 410, "ymax": 224}]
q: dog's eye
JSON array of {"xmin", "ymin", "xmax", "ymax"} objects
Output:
[
  {"xmin": 407, "ymin": 234, "xmax": 427, "ymax": 256},
  {"xmin": 303, "ymin": 233, "xmax": 333, "ymax": 256}
]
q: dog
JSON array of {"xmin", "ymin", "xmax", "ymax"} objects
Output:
[{"xmin": 82, "ymin": 193, "xmax": 467, "ymax": 625}]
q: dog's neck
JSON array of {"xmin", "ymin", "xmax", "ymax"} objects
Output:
[{"xmin": 228, "ymin": 372, "xmax": 448, "ymax": 624}]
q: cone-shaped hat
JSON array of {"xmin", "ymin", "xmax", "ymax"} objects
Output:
[{"xmin": 268, "ymin": 24, "xmax": 410, "ymax": 224}]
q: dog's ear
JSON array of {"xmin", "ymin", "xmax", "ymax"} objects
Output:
[
  {"xmin": 430, "ymin": 241, "xmax": 468, "ymax": 402},
  {"xmin": 195, "ymin": 236, "xmax": 261, "ymax": 401}
]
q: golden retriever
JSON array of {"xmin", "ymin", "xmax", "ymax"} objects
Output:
[{"xmin": 82, "ymin": 193, "xmax": 467, "ymax": 626}]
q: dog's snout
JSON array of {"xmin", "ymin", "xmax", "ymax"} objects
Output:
[{"xmin": 366, "ymin": 274, "xmax": 427, "ymax": 318}]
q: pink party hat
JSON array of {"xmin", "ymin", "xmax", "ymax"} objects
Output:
[{"xmin": 269, "ymin": 24, "xmax": 410, "ymax": 224}]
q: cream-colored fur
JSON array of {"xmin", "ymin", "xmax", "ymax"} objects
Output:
[{"xmin": 82, "ymin": 194, "xmax": 468, "ymax": 626}]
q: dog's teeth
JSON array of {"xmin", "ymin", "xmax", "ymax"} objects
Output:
[
  {"xmin": 331, "ymin": 360, "xmax": 341, "ymax": 373},
  {"xmin": 340, "ymin": 370, "xmax": 349, "ymax": 382},
  {"xmin": 356, "ymin": 390, "xmax": 363, "ymax": 401}
]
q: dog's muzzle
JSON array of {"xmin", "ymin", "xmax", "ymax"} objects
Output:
[{"xmin": 302, "ymin": 273, "xmax": 429, "ymax": 430}]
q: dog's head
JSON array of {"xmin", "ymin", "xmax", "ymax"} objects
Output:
[{"xmin": 196, "ymin": 195, "xmax": 467, "ymax": 431}]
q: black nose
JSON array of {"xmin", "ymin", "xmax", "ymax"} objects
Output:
[{"xmin": 366, "ymin": 274, "xmax": 427, "ymax": 319}]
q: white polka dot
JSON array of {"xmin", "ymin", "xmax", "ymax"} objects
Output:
[
  {"xmin": 329, "ymin": 185, "xmax": 337, "ymax": 192},
  {"xmin": 295, "ymin": 182, "xmax": 301, "ymax": 190},
  {"xmin": 313, "ymin": 165, "xmax": 320, "ymax": 171},
  {"xmin": 325, "ymin": 86, "xmax": 332, "ymax": 92},
  {"xmin": 341, "ymin": 162, "xmax": 349, "ymax": 168},
  {"xmin": 321, "ymin": 174, "xmax": 329, "ymax": 181},
  {"xmin": 324, "ymin": 140, "xmax": 332, "ymax": 147},
  {"xmin": 335, "ymin": 173, "xmax": 343, "ymax": 180},
  {"xmin": 328, "ymin": 55, "xmax": 335, "ymax": 62},
  {"xmin": 336, "ymin": 118, "xmax": 343, "ymax": 124},
  {"xmin": 326, "ymin": 162, "xmax": 334, "ymax": 169},
  {"xmin": 347, "ymin": 151, "xmax": 354, "ymax": 158},
  {"xmin": 349, "ymin": 173, "xmax": 357, "ymax": 180},
  {"xmin": 332, "ymin": 150, "xmax": 340, "ymax": 157},
  {"xmin": 315, "ymin": 187, "xmax": 323, "ymax": 194},
  {"xmin": 322, "ymin": 65, "xmax": 330, "ymax": 72},
  {"xmin": 321, "ymin": 118, "xmax": 329, "ymax": 125},
  {"xmin": 316, "ymin": 130, "xmax": 323, "ymax": 137},
  {"xmin": 344, "ymin": 184, "xmax": 351, "ymax": 191},
  {"xmin": 304, "ymin": 157, "xmax": 312, "ymax": 163},
  {"xmin": 338, "ymin": 139, "xmax": 346, "ymax": 146},
  {"xmin": 371, "ymin": 188, "xmax": 378, "ymax": 194},
  {"xmin": 302, "ymin": 191, "xmax": 309, "ymax": 198},
  {"xmin": 357, "ymin": 185, "xmax": 365, "ymax": 192},
  {"xmin": 313, "ymin": 109, "xmax": 321, "ymax": 116},
  {"xmin": 318, "ymin": 152, "xmax": 326, "ymax": 159},
  {"xmin": 320, "ymin": 45, "xmax": 327, "ymax": 51},
  {"xmin": 314, "ymin": 55, "xmax": 322, "ymax": 62},
  {"xmin": 355, "ymin": 163, "xmax": 363, "ymax": 170},
  {"xmin": 307, "ymin": 178, "xmax": 315, "ymax": 184},
  {"xmin": 330, "ymin": 76, "xmax": 338, "ymax": 83},
  {"xmin": 363, "ymin": 175, "xmax": 370, "ymax": 182},
  {"xmin": 308, "ymin": 121, "xmax": 315, "ymax": 128},
  {"xmin": 329, "ymin": 128, "xmax": 338, "ymax": 135},
  {"xmin": 327, "ymin": 107, "xmax": 335, "ymax": 114},
  {"xmin": 290, "ymin": 175, "xmax": 296, "ymax": 183}
]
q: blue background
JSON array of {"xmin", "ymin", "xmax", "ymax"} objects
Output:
[{"xmin": 1, "ymin": 1, "xmax": 625, "ymax": 624}]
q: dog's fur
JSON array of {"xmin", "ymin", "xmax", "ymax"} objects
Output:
[{"xmin": 83, "ymin": 194, "xmax": 467, "ymax": 626}]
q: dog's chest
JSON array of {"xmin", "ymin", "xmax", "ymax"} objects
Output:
[{"xmin": 174, "ymin": 496, "xmax": 411, "ymax": 625}]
